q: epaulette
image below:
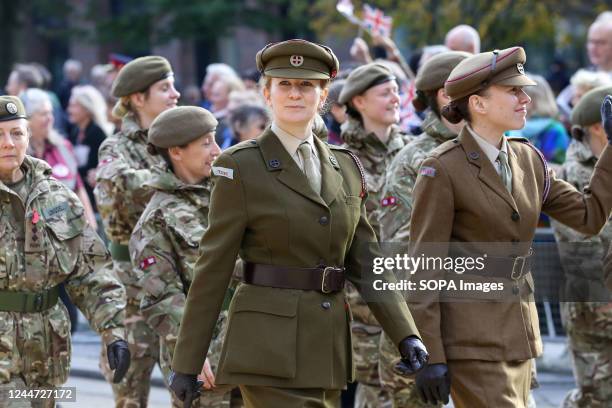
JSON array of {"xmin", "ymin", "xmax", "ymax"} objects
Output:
[
  {"xmin": 429, "ymin": 138, "xmax": 461, "ymax": 158},
  {"xmin": 510, "ymin": 138, "xmax": 551, "ymax": 203},
  {"xmin": 225, "ymin": 139, "xmax": 259, "ymax": 155}
]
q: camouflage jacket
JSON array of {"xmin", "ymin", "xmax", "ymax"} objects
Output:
[
  {"xmin": 95, "ymin": 113, "xmax": 163, "ymax": 245},
  {"xmin": 129, "ymin": 166, "xmax": 212, "ymax": 358},
  {"xmin": 551, "ymin": 140, "xmax": 612, "ymax": 332},
  {"xmin": 378, "ymin": 112, "xmax": 458, "ymax": 244},
  {"xmin": 340, "ymin": 117, "xmax": 412, "ymax": 238},
  {"xmin": 0, "ymin": 156, "xmax": 126, "ymax": 386}
]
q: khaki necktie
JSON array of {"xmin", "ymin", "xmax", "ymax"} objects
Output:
[
  {"xmin": 298, "ymin": 141, "xmax": 321, "ymax": 194},
  {"xmin": 497, "ymin": 150, "xmax": 512, "ymax": 193}
]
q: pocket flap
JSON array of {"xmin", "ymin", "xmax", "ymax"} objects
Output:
[{"xmin": 232, "ymin": 284, "xmax": 298, "ymax": 317}]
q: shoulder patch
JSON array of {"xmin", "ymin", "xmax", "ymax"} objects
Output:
[
  {"xmin": 212, "ymin": 166, "xmax": 234, "ymax": 180},
  {"xmin": 419, "ymin": 166, "xmax": 437, "ymax": 178},
  {"xmin": 139, "ymin": 256, "xmax": 157, "ymax": 270}
]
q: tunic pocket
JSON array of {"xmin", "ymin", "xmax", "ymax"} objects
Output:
[
  {"xmin": 47, "ymin": 306, "xmax": 71, "ymax": 385},
  {"xmin": 221, "ymin": 284, "xmax": 298, "ymax": 379}
]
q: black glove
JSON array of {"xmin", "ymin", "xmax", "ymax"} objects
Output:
[
  {"xmin": 395, "ymin": 335, "xmax": 429, "ymax": 375},
  {"xmin": 169, "ymin": 371, "xmax": 201, "ymax": 408},
  {"xmin": 415, "ymin": 363, "xmax": 451, "ymax": 406},
  {"xmin": 601, "ymin": 94, "xmax": 612, "ymax": 143},
  {"xmin": 107, "ymin": 340, "xmax": 130, "ymax": 383}
]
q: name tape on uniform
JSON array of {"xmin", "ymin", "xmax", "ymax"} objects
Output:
[
  {"xmin": 420, "ymin": 166, "xmax": 437, "ymax": 178},
  {"xmin": 212, "ymin": 166, "xmax": 234, "ymax": 180}
]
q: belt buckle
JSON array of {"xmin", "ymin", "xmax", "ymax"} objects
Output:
[
  {"xmin": 321, "ymin": 267, "xmax": 334, "ymax": 294},
  {"xmin": 511, "ymin": 256, "xmax": 526, "ymax": 280},
  {"xmin": 33, "ymin": 293, "xmax": 44, "ymax": 312}
]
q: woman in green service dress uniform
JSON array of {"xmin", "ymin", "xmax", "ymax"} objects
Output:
[
  {"xmin": 169, "ymin": 39, "xmax": 428, "ymax": 408},
  {"xmin": 407, "ymin": 47, "xmax": 612, "ymax": 407}
]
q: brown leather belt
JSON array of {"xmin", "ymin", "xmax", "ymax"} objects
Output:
[
  {"xmin": 243, "ymin": 262, "xmax": 346, "ymax": 293},
  {"xmin": 478, "ymin": 249, "xmax": 534, "ymax": 280}
]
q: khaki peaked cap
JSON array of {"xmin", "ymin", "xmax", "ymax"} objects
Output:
[
  {"xmin": 148, "ymin": 106, "xmax": 217, "ymax": 148},
  {"xmin": 338, "ymin": 63, "xmax": 396, "ymax": 105},
  {"xmin": 0, "ymin": 96, "xmax": 27, "ymax": 122},
  {"xmin": 416, "ymin": 51, "xmax": 472, "ymax": 92},
  {"xmin": 256, "ymin": 39, "xmax": 339, "ymax": 80},
  {"xmin": 445, "ymin": 46, "xmax": 536, "ymax": 101},
  {"xmin": 111, "ymin": 56, "xmax": 173, "ymax": 97}
]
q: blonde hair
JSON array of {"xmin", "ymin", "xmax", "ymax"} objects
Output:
[
  {"xmin": 570, "ymin": 69, "xmax": 612, "ymax": 92},
  {"xmin": 524, "ymin": 73, "xmax": 558, "ymax": 118},
  {"xmin": 71, "ymin": 85, "xmax": 113, "ymax": 136}
]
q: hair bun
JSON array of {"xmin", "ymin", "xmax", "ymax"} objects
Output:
[
  {"xmin": 146, "ymin": 143, "xmax": 159, "ymax": 155},
  {"xmin": 441, "ymin": 103, "xmax": 464, "ymax": 124}
]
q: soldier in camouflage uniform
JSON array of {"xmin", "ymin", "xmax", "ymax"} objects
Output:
[
  {"xmin": 95, "ymin": 56, "xmax": 180, "ymax": 407},
  {"xmin": 550, "ymin": 86, "xmax": 612, "ymax": 408},
  {"xmin": 377, "ymin": 51, "xmax": 469, "ymax": 408},
  {"xmin": 129, "ymin": 106, "xmax": 242, "ymax": 407},
  {"xmin": 337, "ymin": 63, "xmax": 413, "ymax": 407},
  {"xmin": 0, "ymin": 96, "xmax": 129, "ymax": 408}
]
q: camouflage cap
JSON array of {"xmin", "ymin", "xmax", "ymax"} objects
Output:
[
  {"xmin": 0, "ymin": 95, "xmax": 27, "ymax": 122},
  {"xmin": 111, "ymin": 56, "xmax": 173, "ymax": 97},
  {"xmin": 338, "ymin": 63, "xmax": 396, "ymax": 105},
  {"xmin": 148, "ymin": 106, "xmax": 218, "ymax": 148},
  {"xmin": 256, "ymin": 39, "xmax": 339, "ymax": 80},
  {"xmin": 416, "ymin": 51, "xmax": 472, "ymax": 92},
  {"xmin": 570, "ymin": 85, "xmax": 612, "ymax": 138},
  {"xmin": 445, "ymin": 46, "xmax": 536, "ymax": 101}
]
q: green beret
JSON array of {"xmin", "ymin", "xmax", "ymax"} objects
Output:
[
  {"xmin": 445, "ymin": 47, "xmax": 536, "ymax": 101},
  {"xmin": 338, "ymin": 63, "xmax": 395, "ymax": 105},
  {"xmin": 0, "ymin": 96, "xmax": 27, "ymax": 122},
  {"xmin": 148, "ymin": 106, "xmax": 217, "ymax": 148},
  {"xmin": 571, "ymin": 85, "xmax": 612, "ymax": 127},
  {"xmin": 416, "ymin": 51, "xmax": 472, "ymax": 92},
  {"xmin": 256, "ymin": 39, "xmax": 339, "ymax": 80},
  {"xmin": 111, "ymin": 56, "xmax": 173, "ymax": 97}
]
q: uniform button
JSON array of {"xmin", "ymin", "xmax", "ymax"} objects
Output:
[
  {"xmin": 321, "ymin": 301, "xmax": 331, "ymax": 310},
  {"xmin": 511, "ymin": 211, "xmax": 520, "ymax": 221},
  {"xmin": 319, "ymin": 216, "xmax": 329, "ymax": 225}
]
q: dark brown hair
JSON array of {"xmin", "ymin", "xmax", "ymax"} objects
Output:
[{"xmin": 441, "ymin": 88, "xmax": 489, "ymax": 124}]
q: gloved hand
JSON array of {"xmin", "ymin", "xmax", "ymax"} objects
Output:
[
  {"xmin": 395, "ymin": 335, "xmax": 429, "ymax": 375},
  {"xmin": 107, "ymin": 340, "xmax": 130, "ymax": 383},
  {"xmin": 415, "ymin": 363, "xmax": 451, "ymax": 406},
  {"xmin": 601, "ymin": 95, "xmax": 612, "ymax": 143},
  {"xmin": 169, "ymin": 371, "xmax": 201, "ymax": 408}
]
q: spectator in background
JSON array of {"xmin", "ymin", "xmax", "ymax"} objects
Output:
[
  {"xmin": 547, "ymin": 57, "xmax": 570, "ymax": 95},
  {"xmin": 570, "ymin": 69, "xmax": 612, "ymax": 107},
  {"xmin": 30, "ymin": 62, "xmax": 68, "ymax": 134},
  {"xmin": 200, "ymin": 63, "xmax": 240, "ymax": 110},
  {"xmin": 210, "ymin": 76, "xmax": 246, "ymax": 148},
  {"xmin": 509, "ymin": 73, "xmax": 570, "ymax": 165},
  {"xmin": 181, "ymin": 84, "xmax": 203, "ymax": 106},
  {"xmin": 67, "ymin": 85, "xmax": 113, "ymax": 210},
  {"xmin": 444, "ymin": 24, "xmax": 481, "ymax": 54},
  {"xmin": 324, "ymin": 79, "xmax": 347, "ymax": 145},
  {"xmin": 229, "ymin": 104, "xmax": 269, "ymax": 142},
  {"xmin": 5, "ymin": 63, "xmax": 43, "ymax": 96},
  {"xmin": 241, "ymin": 68, "xmax": 261, "ymax": 91},
  {"xmin": 57, "ymin": 59, "xmax": 83, "ymax": 110},
  {"xmin": 21, "ymin": 87, "xmax": 98, "ymax": 228}
]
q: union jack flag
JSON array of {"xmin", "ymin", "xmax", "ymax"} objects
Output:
[{"xmin": 362, "ymin": 4, "xmax": 392, "ymax": 37}]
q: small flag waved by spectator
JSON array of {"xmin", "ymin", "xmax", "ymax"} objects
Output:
[
  {"xmin": 363, "ymin": 4, "xmax": 392, "ymax": 37},
  {"xmin": 336, "ymin": 0, "xmax": 354, "ymax": 16}
]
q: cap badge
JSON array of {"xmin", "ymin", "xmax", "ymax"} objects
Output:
[
  {"xmin": 516, "ymin": 63, "xmax": 524, "ymax": 74},
  {"xmin": 290, "ymin": 55, "xmax": 304, "ymax": 67},
  {"xmin": 6, "ymin": 102, "xmax": 17, "ymax": 115}
]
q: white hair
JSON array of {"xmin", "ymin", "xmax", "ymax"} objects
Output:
[
  {"xmin": 20, "ymin": 88, "xmax": 51, "ymax": 117},
  {"xmin": 206, "ymin": 63, "xmax": 239, "ymax": 80},
  {"xmin": 570, "ymin": 69, "xmax": 612, "ymax": 91},
  {"xmin": 71, "ymin": 85, "xmax": 113, "ymax": 136}
]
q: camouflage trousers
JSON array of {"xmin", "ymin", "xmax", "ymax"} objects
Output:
[
  {"xmin": 561, "ymin": 302, "xmax": 612, "ymax": 408},
  {"xmin": 100, "ymin": 300, "xmax": 166, "ymax": 408},
  {"xmin": 0, "ymin": 376, "xmax": 54, "ymax": 408},
  {"xmin": 346, "ymin": 283, "xmax": 390, "ymax": 408}
]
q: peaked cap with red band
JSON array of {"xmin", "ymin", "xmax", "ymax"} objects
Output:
[{"xmin": 444, "ymin": 46, "xmax": 536, "ymax": 101}]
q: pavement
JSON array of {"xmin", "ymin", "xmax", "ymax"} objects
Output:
[{"xmin": 68, "ymin": 323, "xmax": 576, "ymax": 407}]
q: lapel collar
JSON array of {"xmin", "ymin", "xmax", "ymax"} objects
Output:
[
  {"xmin": 459, "ymin": 128, "xmax": 517, "ymax": 210},
  {"xmin": 314, "ymin": 137, "xmax": 343, "ymax": 206},
  {"xmin": 258, "ymin": 128, "xmax": 327, "ymax": 207}
]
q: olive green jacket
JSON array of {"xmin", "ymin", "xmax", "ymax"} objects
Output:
[{"xmin": 172, "ymin": 128, "xmax": 419, "ymax": 389}]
